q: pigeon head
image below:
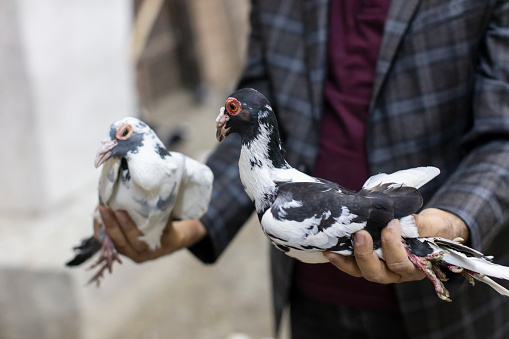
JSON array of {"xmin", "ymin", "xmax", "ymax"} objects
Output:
[
  {"xmin": 94, "ymin": 117, "xmax": 150, "ymax": 168},
  {"xmin": 216, "ymin": 88, "xmax": 276, "ymax": 144}
]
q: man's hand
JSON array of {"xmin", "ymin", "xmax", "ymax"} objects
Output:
[
  {"xmin": 94, "ymin": 206, "xmax": 207, "ymax": 263},
  {"xmin": 323, "ymin": 208, "xmax": 469, "ymax": 284}
]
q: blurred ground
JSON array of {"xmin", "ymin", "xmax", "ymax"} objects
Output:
[{"xmin": 111, "ymin": 90, "xmax": 276, "ymax": 339}]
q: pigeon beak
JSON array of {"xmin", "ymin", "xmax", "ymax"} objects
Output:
[
  {"xmin": 216, "ymin": 124, "xmax": 230, "ymax": 142},
  {"xmin": 94, "ymin": 139, "xmax": 118, "ymax": 168},
  {"xmin": 216, "ymin": 107, "xmax": 230, "ymax": 142}
]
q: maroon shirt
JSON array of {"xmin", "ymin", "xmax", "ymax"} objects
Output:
[{"xmin": 293, "ymin": 0, "xmax": 399, "ymax": 311}]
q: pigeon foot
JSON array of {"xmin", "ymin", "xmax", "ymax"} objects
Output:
[
  {"xmin": 406, "ymin": 249, "xmax": 452, "ymax": 301},
  {"xmin": 87, "ymin": 235, "xmax": 122, "ymax": 286}
]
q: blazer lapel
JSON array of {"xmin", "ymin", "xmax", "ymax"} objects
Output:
[{"xmin": 370, "ymin": 0, "xmax": 422, "ymax": 112}]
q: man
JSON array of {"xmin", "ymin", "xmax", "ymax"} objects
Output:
[{"xmin": 98, "ymin": 1, "xmax": 509, "ymax": 337}]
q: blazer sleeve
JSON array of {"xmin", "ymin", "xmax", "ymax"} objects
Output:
[
  {"xmin": 188, "ymin": 135, "xmax": 255, "ymax": 263},
  {"xmin": 188, "ymin": 1, "xmax": 271, "ymax": 263},
  {"xmin": 428, "ymin": 1, "xmax": 509, "ymax": 251}
]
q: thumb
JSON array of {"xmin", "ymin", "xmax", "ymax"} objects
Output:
[
  {"xmin": 413, "ymin": 208, "xmax": 469, "ymax": 241},
  {"xmin": 412, "ymin": 210, "xmax": 440, "ymax": 238}
]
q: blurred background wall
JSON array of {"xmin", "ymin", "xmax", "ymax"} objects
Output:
[
  {"xmin": 0, "ymin": 1, "xmax": 276, "ymax": 338},
  {"xmin": 0, "ymin": 0, "xmax": 136, "ymax": 215}
]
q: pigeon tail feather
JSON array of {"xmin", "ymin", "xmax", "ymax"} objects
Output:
[
  {"xmin": 473, "ymin": 276, "xmax": 509, "ymax": 297},
  {"xmin": 66, "ymin": 236, "xmax": 102, "ymax": 266},
  {"xmin": 441, "ymin": 250, "xmax": 509, "ymax": 281},
  {"xmin": 426, "ymin": 237, "xmax": 509, "ymax": 281},
  {"xmin": 363, "ymin": 166, "xmax": 440, "ymax": 190},
  {"xmin": 383, "ymin": 185, "xmax": 423, "ymax": 219}
]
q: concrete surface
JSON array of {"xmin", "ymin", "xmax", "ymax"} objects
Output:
[{"xmin": 0, "ymin": 268, "xmax": 80, "ymax": 339}]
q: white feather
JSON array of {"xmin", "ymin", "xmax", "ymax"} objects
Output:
[
  {"xmin": 282, "ymin": 247, "xmax": 330, "ymax": 263},
  {"xmin": 172, "ymin": 154, "xmax": 214, "ymax": 219},
  {"xmin": 362, "ymin": 166, "xmax": 440, "ymax": 189},
  {"xmin": 97, "ymin": 157, "xmax": 121, "ymax": 205},
  {"xmin": 440, "ymin": 250, "xmax": 509, "ymax": 280},
  {"xmin": 473, "ymin": 276, "xmax": 509, "ymax": 297},
  {"xmin": 399, "ymin": 215, "xmax": 420, "ymax": 238}
]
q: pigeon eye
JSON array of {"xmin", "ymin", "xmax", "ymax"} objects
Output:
[
  {"xmin": 116, "ymin": 124, "xmax": 133, "ymax": 140},
  {"xmin": 226, "ymin": 98, "xmax": 241, "ymax": 115}
]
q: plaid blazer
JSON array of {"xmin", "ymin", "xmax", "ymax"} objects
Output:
[{"xmin": 190, "ymin": 0, "xmax": 509, "ymax": 337}]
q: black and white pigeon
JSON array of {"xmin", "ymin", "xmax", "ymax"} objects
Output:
[
  {"xmin": 67, "ymin": 117, "xmax": 213, "ymax": 285},
  {"xmin": 215, "ymin": 88, "xmax": 509, "ymax": 301}
]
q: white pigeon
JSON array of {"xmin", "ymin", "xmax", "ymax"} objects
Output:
[
  {"xmin": 215, "ymin": 88, "xmax": 509, "ymax": 301},
  {"xmin": 67, "ymin": 117, "xmax": 214, "ymax": 284}
]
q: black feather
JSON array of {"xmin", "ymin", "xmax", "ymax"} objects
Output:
[
  {"xmin": 382, "ymin": 185, "xmax": 422, "ymax": 218},
  {"xmin": 65, "ymin": 236, "xmax": 102, "ymax": 266},
  {"xmin": 405, "ymin": 238, "xmax": 434, "ymax": 257},
  {"xmin": 432, "ymin": 238, "xmax": 487, "ymax": 259}
]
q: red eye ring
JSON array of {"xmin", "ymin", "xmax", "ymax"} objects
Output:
[
  {"xmin": 225, "ymin": 97, "xmax": 242, "ymax": 115},
  {"xmin": 116, "ymin": 123, "xmax": 133, "ymax": 140}
]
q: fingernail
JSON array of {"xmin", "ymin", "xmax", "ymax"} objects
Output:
[
  {"xmin": 387, "ymin": 220, "xmax": 396, "ymax": 228},
  {"xmin": 354, "ymin": 233, "xmax": 365, "ymax": 246}
]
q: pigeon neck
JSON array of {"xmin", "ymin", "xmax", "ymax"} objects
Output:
[
  {"xmin": 239, "ymin": 122, "xmax": 289, "ymax": 213},
  {"xmin": 241, "ymin": 120, "xmax": 287, "ymax": 169}
]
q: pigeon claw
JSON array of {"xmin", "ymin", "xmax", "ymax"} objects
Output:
[
  {"xmin": 461, "ymin": 270, "xmax": 477, "ymax": 286},
  {"xmin": 86, "ymin": 235, "xmax": 122, "ymax": 286},
  {"xmin": 408, "ymin": 253, "xmax": 490, "ymax": 301}
]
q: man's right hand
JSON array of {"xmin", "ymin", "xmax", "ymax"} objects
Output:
[{"xmin": 94, "ymin": 206, "xmax": 207, "ymax": 263}]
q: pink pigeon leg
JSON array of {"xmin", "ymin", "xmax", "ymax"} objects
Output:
[{"xmin": 87, "ymin": 234, "xmax": 122, "ymax": 286}]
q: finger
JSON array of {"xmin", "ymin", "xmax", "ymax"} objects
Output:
[
  {"xmin": 414, "ymin": 208, "xmax": 470, "ymax": 242},
  {"xmin": 382, "ymin": 220, "xmax": 425, "ymax": 281},
  {"xmin": 412, "ymin": 212, "xmax": 437, "ymax": 238},
  {"xmin": 323, "ymin": 252, "xmax": 363, "ymax": 277},
  {"xmin": 414, "ymin": 208, "xmax": 452, "ymax": 238},
  {"xmin": 354, "ymin": 230, "xmax": 400, "ymax": 284},
  {"xmin": 99, "ymin": 208, "xmax": 139, "ymax": 258},
  {"xmin": 114, "ymin": 211, "xmax": 149, "ymax": 252},
  {"xmin": 160, "ymin": 215, "xmax": 179, "ymax": 250},
  {"xmin": 160, "ymin": 214, "xmax": 175, "ymax": 239}
]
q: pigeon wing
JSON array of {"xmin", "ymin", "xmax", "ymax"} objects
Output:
[
  {"xmin": 129, "ymin": 155, "xmax": 182, "ymax": 250},
  {"xmin": 261, "ymin": 182, "xmax": 371, "ymax": 254},
  {"xmin": 362, "ymin": 166, "xmax": 440, "ymax": 190},
  {"xmin": 98, "ymin": 158, "xmax": 121, "ymax": 206},
  {"xmin": 171, "ymin": 154, "xmax": 214, "ymax": 220}
]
